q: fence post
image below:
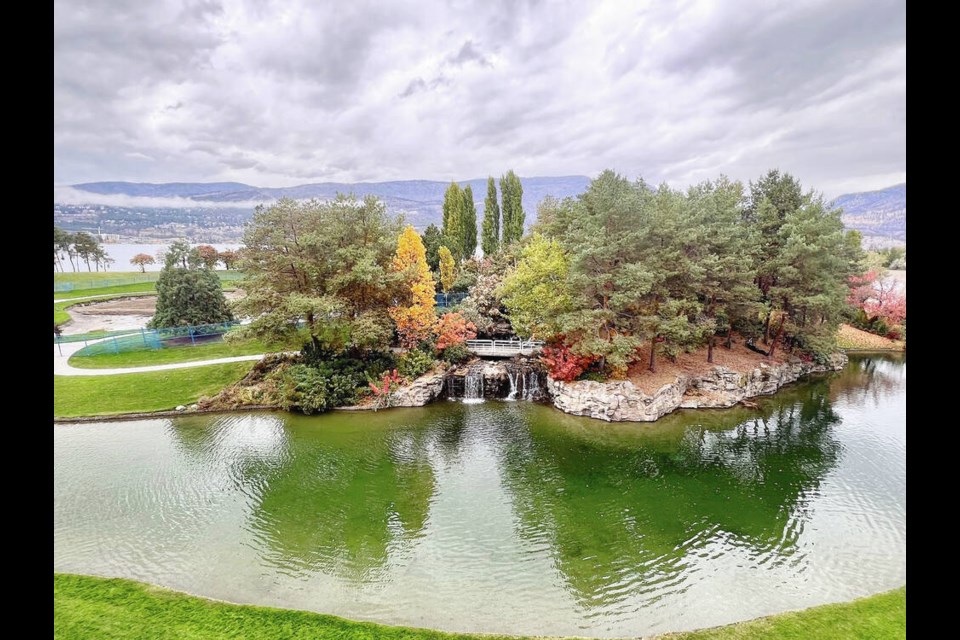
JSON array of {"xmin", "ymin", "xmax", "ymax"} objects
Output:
[
  {"xmin": 189, "ymin": 326, "xmax": 196, "ymax": 346},
  {"xmin": 141, "ymin": 327, "xmax": 147, "ymax": 346}
]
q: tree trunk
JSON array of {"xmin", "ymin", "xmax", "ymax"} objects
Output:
[
  {"xmin": 707, "ymin": 336, "xmax": 714, "ymax": 363},
  {"xmin": 648, "ymin": 336, "xmax": 657, "ymax": 373},
  {"xmin": 767, "ymin": 316, "xmax": 786, "ymax": 359},
  {"xmin": 762, "ymin": 310, "xmax": 772, "ymax": 345},
  {"xmin": 725, "ymin": 326, "xmax": 733, "ymax": 349}
]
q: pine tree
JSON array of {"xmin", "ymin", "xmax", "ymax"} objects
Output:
[
  {"xmin": 149, "ymin": 240, "xmax": 233, "ymax": 328},
  {"xmin": 481, "ymin": 177, "xmax": 500, "ymax": 256},
  {"xmin": 462, "ymin": 185, "xmax": 478, "ymax": 259}
]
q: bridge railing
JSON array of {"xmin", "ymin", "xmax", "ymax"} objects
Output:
[{"xmin": 465, "ymin": 339, "xmax": 545, "ymax": 354}]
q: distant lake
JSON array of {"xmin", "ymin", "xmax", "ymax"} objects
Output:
[{"xmin": 58, "ymin": 243, "xmax": 241, "ymax": 273}]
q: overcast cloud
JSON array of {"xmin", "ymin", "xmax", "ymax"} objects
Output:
[{"xmin": 54, "ymin": 0, "xmax": 905, "ymax": 198}]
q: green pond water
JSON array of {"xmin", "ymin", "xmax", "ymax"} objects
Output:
[{"xmin": 53, "ymin": 354, "xmax": 906, "ymax": 637}]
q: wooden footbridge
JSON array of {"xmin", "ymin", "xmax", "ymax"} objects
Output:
[{"xmin": 465, "ymin": 339, "xmax": 545, "ymax": 357}]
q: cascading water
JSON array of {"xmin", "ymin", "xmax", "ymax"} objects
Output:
[
  {"xmin": 506, "ymin": 372, "xmax": 519, "ymax": 401},
  {"xmin": 463, "ymin": 370, "xmax": 485, "ymax": 404},
  {"xmin": 523, "ymin": 370, "xmax": 542, "ymax": 401}
]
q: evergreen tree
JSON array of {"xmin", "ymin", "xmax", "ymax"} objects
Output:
[
  {"xmin": 441, "ymin": 182, "xmax": 464, "ymax": 261},
  {"xmin": 462, "ymin": 185, "xmax": 478, "ymax": 259},
  {"xmin": 422, "ymin": 224, "xmax": 442, "ymax": 272},
  {"xmin": 481, "ymin": 177, "xmax": 500, "ymax": 256},
  {"xmin": 686, "ymin": 176, "xmax": 760, "ymax": 362},
  {"xmin": 499, "ymin": 170, "xmax": 525, "ymax": 245},
  {"xmin": 149, "ymin": 240, "xmax": 233, "ymax": 328}
]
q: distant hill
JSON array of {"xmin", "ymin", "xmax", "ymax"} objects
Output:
[
  {"xmin": 57, "ymin": 176, "xmax": 592, "ymax": 241},
  {"xmin": 831, "ymin": 183, "xmax": 905, "ymax": 249}
]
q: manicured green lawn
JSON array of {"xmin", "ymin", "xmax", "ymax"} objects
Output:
[
  {"xmin": 670, "ymin": 587, "xmax": 905, "ymax": 639},
  {"xmin": 68, "ymin": 337, "xmax": 275, "ymax": 369},
  {"xmin": 55, "ymin": 271, "xmax": 161, "ymax": 285},
  {"xmin": 54, "ymin": 362, "xmax": 254, "ymax": 418},
  {"xmin": 54, "ymin": 573, "xmax": 904, "ymax": 640},
  {"xmin": 55, "ymin": 282, "xmax": 161, "ymax": 300},
  {"xmin": 55, "ymin": 270, "xmax": 243, "ymax": 287}
]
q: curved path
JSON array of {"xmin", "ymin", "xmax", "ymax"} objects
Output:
[
  {"xmin": 54, "ymin": 290, "xmax": 270, "ymax": 377},
  {"xmin": 54, "ymin": 337, "xmax": 267, "ymax": 376}
]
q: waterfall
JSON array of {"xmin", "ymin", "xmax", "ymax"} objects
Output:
[
  {"xmin": 523, "ymin": 370, "xmax": 541, "ymax": 401},
  {"xmin": 463, "ymin": 370, "xmax": 485, "ymax": 404},
  {"xmin": 506, "ymin": 372, "xmax": 519, "ymax": 401},
  {"xmin": 447, "ymin": 376, "xmax": 457, "ymax": 401}
]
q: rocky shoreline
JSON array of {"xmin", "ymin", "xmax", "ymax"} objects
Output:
[
  {"xmin": 390, "ymin": 352, "xmax": 847, "ymax": 422},
  {"xmin": 547, "ymin": 353, "xmax": 847, "ymax": 422}
]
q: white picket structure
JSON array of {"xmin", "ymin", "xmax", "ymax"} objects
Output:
[{"xmin": 465, "ymin": 339, "xmax": 545, "ymax": 357}]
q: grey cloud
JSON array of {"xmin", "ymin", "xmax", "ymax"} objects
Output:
[
  {"xmin": 54, "ymin": 0, "xmax": 905, "ymax": 197},
  {"xmin": 446, "ymin": 41, "xmax": 492, "ymax": 67}
]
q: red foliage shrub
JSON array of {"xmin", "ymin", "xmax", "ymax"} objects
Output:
[
  {"xmin": 540, "ymin": 342, "xmax": 597, "ymax": 382},
  {"xmin": 433, "ymin": 313, "xmax": 477, "ymax": 350}
]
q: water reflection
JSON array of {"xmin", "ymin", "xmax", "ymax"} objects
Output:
[
  {"xmin": 54, "ymin": 358, "xmax": 906, "ymax": 637},
  {"xmin": 500, "ymin": 379, "xmax": 842, "ymax": 608}
]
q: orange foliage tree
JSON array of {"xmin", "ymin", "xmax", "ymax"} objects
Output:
[
  {"xmin": 389, "ymin": 225, "xmax": 437, "ymax": 347},
  {"xmin": 433, "ymin": 312, "xmax": 477, "ymax": 350}
]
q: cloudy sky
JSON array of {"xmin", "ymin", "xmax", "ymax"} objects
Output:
[{"xmin": 54, "ymin": 0, "xmax": 905, "ymax": 198}]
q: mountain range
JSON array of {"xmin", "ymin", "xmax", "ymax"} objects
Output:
[
  {"xmin": 830, "ymin": 183, "xmax": 905, "ymax": 248},
  {"xmin": 56, "ymin": 177, "xmax": 905, "ymax": 248},
  {"xmin": 57, "ymin": 176, "xmax": 592, "ymax": 242}
]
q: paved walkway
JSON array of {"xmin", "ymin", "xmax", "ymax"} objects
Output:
[
  {"xmin": 53, "ymin": 336, "xmax": 267, "ymax": 376},
  {"xmin": 54, "ymin": 292, "xmax": 156, "ymax": 304}
]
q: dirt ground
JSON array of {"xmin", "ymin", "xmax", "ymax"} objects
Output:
[
  {"xmin": 626, "ymin": 336, "xmax": 788, "ymax": 394},
  {"xmin": 60, "ymin": 291, "xmax": 243, "ymax": 336}
]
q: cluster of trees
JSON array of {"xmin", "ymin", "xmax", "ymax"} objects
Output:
[
  {"xmin": 870, "ymin": 246, "xmax": 906, "ymax": 270},
  {"xmin": 130, "ymin": 245, "xmax": 238, "ymax": 272},
  {"xmin": 499, "ymin": 170, "xmax": 862, "ymax": 376},
  {"xmin": 219, "ymin": 167, "xmax": 872, "ymax": 411},
  {"xmin": 422, "ymin": 169, "xmax": 527, "ymax": 275},
  {"xmin": 54, "ymin": 227, "xmax": 113, "ymax": 272},
  {"xmin": 149, "ymin": 241, "xmax": 233, "ymax": 328},
  {"xmin": 232, "ymin": 196, "xmax": 481, "ymax": 413}
]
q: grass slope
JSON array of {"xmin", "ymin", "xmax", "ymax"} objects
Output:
[
  {"xmin": 54, "ymin": 362, "xmax": 254, "ymax": 418},
  {"xmin": 55, "ymin": 271, "xmax": 243, "ymax": 287},
  {"xmin": 836, "ymin": 324, "xmax": 905, "ymax": 351},
  {"xmin": 68, "ymin": 338, "xmax": 273, "ymax": 369},
  {"xmin": 54, "ymin": 574, "xmax": 905, "ymax": 640}
]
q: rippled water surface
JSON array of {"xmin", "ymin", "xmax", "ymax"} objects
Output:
[{"xmin": 54, "ymin": 354, "xmax": 906, "ymax": 637}]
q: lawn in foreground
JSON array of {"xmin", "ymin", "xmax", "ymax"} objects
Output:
[
  {"xmin": 54, "ymin": 362, "xmax": 254, "ymax": 418},
  {"xmin": 54, "ymin": 574, "xmax": 904, "ymax": 640},
  {"xmin": 68, "ymin": 337, "xmax": 276, "ymax": 369}
]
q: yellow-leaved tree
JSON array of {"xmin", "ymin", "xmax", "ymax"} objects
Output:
[
  {"xmin": 439, "ymin": 246, "xmax": 457, "ymax": 293},
  {"xmin": 389, "ymin": 225, "xmax": 437, "ymax": 347}
]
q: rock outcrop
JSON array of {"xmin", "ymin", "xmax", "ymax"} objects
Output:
[
  {"xmin": 547, "ymin": 353, "xmax": 847, "ymax": 422},
  {"xmin": 391, "ymin": 370, "xmax": 447, "ymax": 407}
]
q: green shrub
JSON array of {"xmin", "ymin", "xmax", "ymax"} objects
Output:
[
  {"xmin": 272, "ymin": 364, "xmax": 358, "ymax": 415},
  {"xmin": 397, "ymin": 349, "xmax": 435, "ymax": 380},
  {"xmin": 440, "ymin": 343, "xmax": 471, "ymax": 364}
]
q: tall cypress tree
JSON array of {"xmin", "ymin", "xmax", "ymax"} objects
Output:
[
  {"xmin": 462, "ymin": 185, "xmax": 478, "ymax": 259},
  {"xmin": 481, "ymin": 176, "xmax": 500, "ymax": 256},
  {"xmin": 500, "ymin": 170, "xmax": 525, "ymax": 245},
  {"xmin": 441, "ymin": 182, "xmax": 464, "ymax": 261},
  {"xmin": 499, "ymin": 173, "xmax": 513, "ymax": 245}
]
